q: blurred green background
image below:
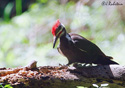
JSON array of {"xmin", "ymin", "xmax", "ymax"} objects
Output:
[{"xmin": 0, "ymin": 0, "xmax": 125, "ymax": 67}]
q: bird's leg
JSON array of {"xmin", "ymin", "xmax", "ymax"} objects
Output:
[
  {"xmin": 66, "ymin": 61, "xmax": 73, "ymax": 66},
  {"xmin": 59, "ymin": 63, "xmax": 68, "ymax": 67},
  {"xmin": 66, "ymin": 63, "xmax": 70, "ymax": 66},
  {"xmin": 59, "ymin": 63, "xmax": 63, "ymax": 66}
]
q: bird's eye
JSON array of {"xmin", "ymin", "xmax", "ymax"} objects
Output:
[
  {"xmin": 58, "ymin": 25, "xmax": 61, "ymax": 29},
  {"xmin": 55, "ymin": 25, "xmax": 63, "ymax": 35}
]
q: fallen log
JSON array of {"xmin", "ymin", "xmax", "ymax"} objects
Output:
[{"xmin": 0, "ymin": 60, "xmax": 125, "ymax": 88}]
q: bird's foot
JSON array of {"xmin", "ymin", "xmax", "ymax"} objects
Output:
[{"xmin": 59, "ymin": 63, "xmax": 68, "ymax": 67}]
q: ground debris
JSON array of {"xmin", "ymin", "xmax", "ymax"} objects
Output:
[{"xmin": 0, "ymin": 62, "xmax": 78, "ymax": 85}]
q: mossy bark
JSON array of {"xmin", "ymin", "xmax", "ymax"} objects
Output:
[{"xmin": 0, "ymin": 61, "xmax": 125, "ymax": 88}]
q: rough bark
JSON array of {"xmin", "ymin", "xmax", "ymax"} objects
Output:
[{"xmin": 0, "ymin": 60, "xmax": 125, "ymax": 88}]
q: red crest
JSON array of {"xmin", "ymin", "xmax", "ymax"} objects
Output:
[{"xmin": 52, "ymin": 19, "xmax": 60, "ymax": 36}]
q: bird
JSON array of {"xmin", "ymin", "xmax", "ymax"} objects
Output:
[{"xmin": 51, "ymin": 19, "xmax": 118, "ymax": 65}]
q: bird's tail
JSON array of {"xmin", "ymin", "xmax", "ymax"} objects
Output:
[
  {"xmin": 102, "ymin": 56, "xmax": 119, "ymax": 65},
  {"xmin": 105, "ymin": 59, "xmax": 119, "ymax": 65},
  {"xmin": 106, "ymin": 56, "xmax": 113, "ymax": 59},
  {"xmin": 95, "ymin": 56, "xmax": 119, "ymax": 65}
]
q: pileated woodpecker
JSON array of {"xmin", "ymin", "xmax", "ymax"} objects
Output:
[{"xmin": 51, "ymin": 19, "xmax": 118, "ymax": 65}]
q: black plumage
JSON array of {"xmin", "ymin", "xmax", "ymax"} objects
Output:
[
  {"xmin": 52, "ymin": 20, "xmax": 118, "ymax": 65},
  {"xmin": 58, "ymin": 33, "xmax": 118, "ymax": 65}
]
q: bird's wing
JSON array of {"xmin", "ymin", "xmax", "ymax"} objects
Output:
[
  {"xmin": 69, "ymin": 33, "xmax": 93, "ymax": 53},
  {"xmin": 69, "ymin": 33, "xmax": 117, "ymax": 65},
  {"xmin": 69, "ymin": 33, "xmax": 106, "ymax": 56}
]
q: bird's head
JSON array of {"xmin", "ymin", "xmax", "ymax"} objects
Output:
[{"xmin": 52, "ymin": 19, "xmax": 66, "ymax": 48}]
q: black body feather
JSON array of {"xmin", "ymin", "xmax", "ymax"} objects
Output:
[{"xmin": 58, "ymin": 33, "xmax": 118, "ymax": 65}]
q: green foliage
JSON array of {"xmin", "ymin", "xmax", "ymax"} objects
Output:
[
  {"xmin": 16, "ymin": 0, "xmax": 22, "ymax": 15},
  {"xmin": 0, "ymin": 84, "xmax": 13, "ymax": 88},
  {"xmin": 4, "ymin": 84, "xmax": 13, "ymax": 88},
  {"xmin": 38, "ymin": 0, "xmax": 48, "ymax": 3},
  {"xmin": 4, "ymin": 2, "xmax": 14, "ymax": 21}
]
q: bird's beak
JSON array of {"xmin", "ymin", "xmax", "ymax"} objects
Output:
[{"xmin": 53, "ymin": 35, "xmax": 59, "ymax": 48}]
